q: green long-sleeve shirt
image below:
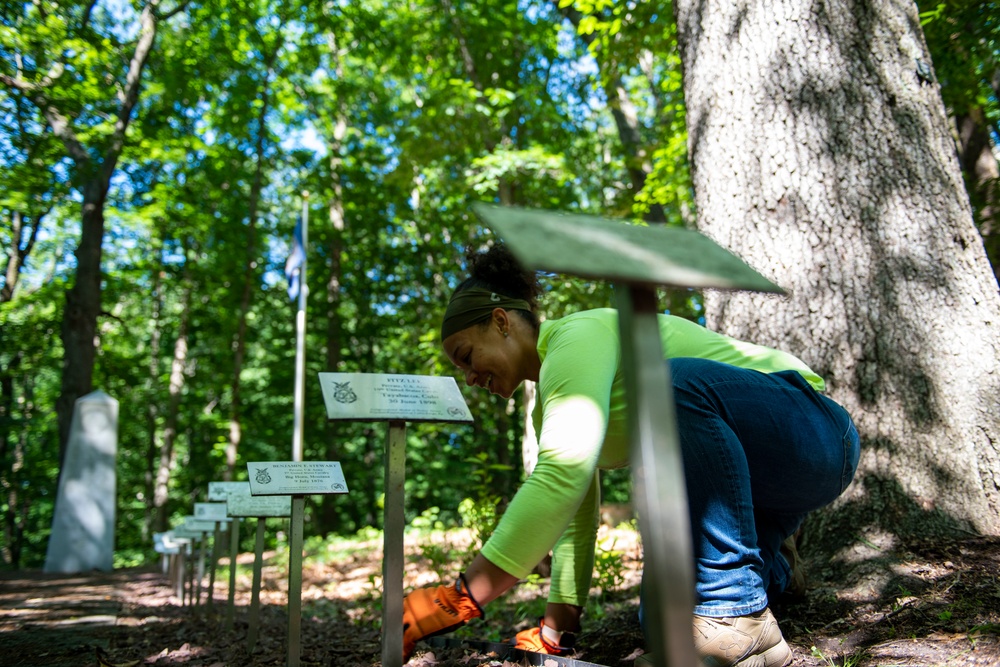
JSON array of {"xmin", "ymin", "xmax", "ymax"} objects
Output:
[{"xmin": 479, "ymin": 308, "xmax": 823, "ymax": 606}]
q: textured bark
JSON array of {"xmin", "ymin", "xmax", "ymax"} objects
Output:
[
  {"xmin": 56, "ymin": 182, "xmax": 107, "ymax": 464},
  {"xmin": 225, "ymin": 40, "xmax": 279, "ymax": 481},
  {"xmin": 675, "ymin": 0, "xmax": 1000, "ymax": 538},
  {"xmin": 143, "ymin": 254, "xmax": 164, "ymax": 539},
  {"xmin": 14, "ymin": 1, "xmax": 164, "ymax": 467},
  {"xmin": 2, "ymin": 210, "xmax": 42, "ymax": 303},
  {"xmin": 319, "ymin": 29, "xmax": 347, "ymax": 536}
]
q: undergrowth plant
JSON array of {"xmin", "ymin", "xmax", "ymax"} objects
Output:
[{"xmin": 594, "ymin": 536, "xmax": 627, "ymax": 598}]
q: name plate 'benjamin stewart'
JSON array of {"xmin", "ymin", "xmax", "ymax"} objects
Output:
[
  {"xmin": 247, "ymin": 461, "xmax": 349, "ymax": 496},
  {"xmin": 318, "ymin": 372, "xmax": 474, "ymax": 423}
]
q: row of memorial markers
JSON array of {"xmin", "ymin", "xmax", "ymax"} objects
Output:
[
  {"xmin": 153, "ymin": 464, "xmax": 350, "ymax": 667},
  {"xmin": 151, "ymin": 371, "xmax": 478, "ymax": 667}
]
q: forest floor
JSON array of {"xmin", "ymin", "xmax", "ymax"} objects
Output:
[{"xmin": 2, "ymin": 525, "xmax": 999, "ymax": 667}]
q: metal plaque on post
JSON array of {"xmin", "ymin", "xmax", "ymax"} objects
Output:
[
  {"xmin": 319, "ymin": 372, "xmax": 473, "ymax": 423},
  {"xmin": 246, "ymin": 461, "xmax": 349, "ymax": 496},
  {"xmin": 209, "ymin": 481, "xmax": 251, "ymax": 501},
  {"xmin": 472, "ymin": 203, "xmax": 784, "ymax": 667},
  {"xmin": 208, "ymin": 481, "xmax": 251, "ymax": 630},
  {"xmin": 227, "ymin": 494, "xmax": 293, "ymax": 518},
  {"xmin": 245, "ymin": 462, "xmax": 349, "ymax": 667},
  {"xmin": 195, "ymin": 502, "xmax": 231, "ymax": 522},
  {"xmin": 318, "ymin": 372, "xmax": 473, "ymax": 667}
]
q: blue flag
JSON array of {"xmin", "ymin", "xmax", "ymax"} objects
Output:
[{"xmin": 284, "ymin": 218, "xmax": 305, "ymax": 301}]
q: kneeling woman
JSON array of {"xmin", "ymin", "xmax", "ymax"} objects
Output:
[{"xmin": 402, "ymin": 243, "xmax": 860, "ymax": 667}]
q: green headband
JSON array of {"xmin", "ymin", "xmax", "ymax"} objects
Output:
[{"xmin": 440, "ymin": 288, "xmax": 532, "ymax": 340}]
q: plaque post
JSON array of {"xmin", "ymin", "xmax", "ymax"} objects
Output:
[
  {"xmin": 224, "ymin": 490, "xmax": 292, "ymax": 651},
  {"xmin": 472, "ymin": 203, "xmax": 785, "ymax": 667},
  {"xmin": 617, "ymin": 284, "xmax": 696, "ymax": 666},
  {"xmin": 209, "ymin": 481, "xmax": 251, "ymax": 629},
  {"xmin": 247, "ymin": 462, "xmax": 348, "ymax": 666},
  {"xmin": 195, "ymin": 501, "xmax": 231, "ymax": 614},
  {"xmin": 172, "ymin": 537, "xmax": 191, "ymax": 602},
  {"xmin": 226, "ymin": 517, "xmax": 240, "ymax": 629},
  {"xmin": 172, "ymin": 525, "xmax": 202, "ymax": 606},
  {"xmin": 288, "ymin": 495, "xmax": 306, "ymax": 667},
  {"xmin": 382, "ymin": 421, "xmax": 407, "ymax": 667},
  {"xmin": 248, "ymin": 517, "xmax": 267, "ymax": 652},
  {"xmin": 318, "ymin": 372, "xmax": 474, "ymax": 667}
]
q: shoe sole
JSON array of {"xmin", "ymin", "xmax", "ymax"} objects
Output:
[{"xmin": 730, "ymin": 637, "xmax": 792, "ymax": 667}]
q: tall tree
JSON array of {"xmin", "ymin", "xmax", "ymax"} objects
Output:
[
  {"xmin": 1, "ymin": 0, "xmax": 188, "ymax": 465},
  {"xmin": 674, "ymin": 0, "xmax": 1000, "ymax": 539}
]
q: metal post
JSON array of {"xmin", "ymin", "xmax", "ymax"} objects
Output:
[
  {"xmin": 186, "ymin": 541, "xmax": 196, "ymax": 606},
  {"xmin": 226, "ymin": 517, "xmax": 241, "ymax": 631},
  {"xmin": 616, "ymin": 284, "xmax": 698, "ymax": 667},
  {"xmin": 381, "ymin": 421, "xmax": 407, "ymax": 667},
  {"xmin": 176, "ymin": 547, "xmax": 186, "ymax": 603},
  {"xmin": 247, "ymin": 518, "xmax": 266, "ymax": 653},
  {"xmin": 288, "ymin": 495, "xmax": 306, "ymax": 667},
  {"xmin": 196, "ymin": 532, "xmax": 207, "ymax": 609},
  {"xmin": 208, "ymin": 522, "xmax": 222, "ymax": 613}
]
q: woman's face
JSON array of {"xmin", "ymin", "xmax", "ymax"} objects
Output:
[{"xmin": 442, "ymin": 309, "xmax": 535, "ymax": 399}]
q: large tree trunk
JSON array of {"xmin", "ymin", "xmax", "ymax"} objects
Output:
[
  {"xmin": 319, "ymin": 30, "xmax": 348, "ymax": 535},
  {"xmin": 56, "ymin": 184, "xmax": 106, "ymax": 465},
  {"xmin": 16, "ymin": 0, "xmax": 166, "ymax": 468},
  {"xmin": 152, "ymin": 267, "xmax": 193, "ymax": 533},
  {"xmin": 143, "ymin": 249, "xmax": 164, "ymax": 540},
  {"xmin": 226, "ymin": 46, "xmax": 277, "ymax": 479},
  {"xmin": 674, "ymin": 0, "xmax": 1000, "ymax": 540}
]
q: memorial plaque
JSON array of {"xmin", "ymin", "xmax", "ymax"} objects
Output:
[
  {"xmin": 318, "ymin": 373, "xmax": 473, "ymax": 423},
  {"xmin": 182, "ymin": 517, "xmax": 218, "ymax": 533},
  {"xmin": 209, "ymin": 481, "xmax": 251, "ymax": 501},
  {"xmin": 174, "ymin": 526, "xmax": 203, "ymax": 540},
  {"xmin": 246, "ymin": 461, "xmax": 349, "ymax": 496},
  {"xmin": 154, "ymin": 531, "xmax": 180, "ymax": 555},
  {"xmin": 227, "ymin": 494, "xmax": 293, "ymax": 517},
  {"xmin": 195, "ymin": 502, "xmax": 231, "ymax": 522},
  {"xmin": 471, "ymin": 203, "xmax": 784, "ymax": 293}
]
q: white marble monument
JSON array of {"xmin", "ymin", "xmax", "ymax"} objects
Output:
[{"xmin": 44, "ymin": 390, "xmax": 118, "ymax": 573}]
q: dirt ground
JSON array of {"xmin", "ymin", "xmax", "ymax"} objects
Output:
[{"xmin": 1, "ymin": 528, "xmax": 998, "ymax": 667}]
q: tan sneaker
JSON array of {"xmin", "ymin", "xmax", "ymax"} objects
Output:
[{"xmin": 693, "ymin": 607, "xmax": 791, "ymax": 667}]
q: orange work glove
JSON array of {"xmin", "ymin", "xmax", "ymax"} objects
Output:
[
  {"xmin": 402, "ymin": 574, "xmax": 484, "ymax": 660},
  {"xmin": 513, "ymin": 619, "xmax": 575, "ymax": 655}
]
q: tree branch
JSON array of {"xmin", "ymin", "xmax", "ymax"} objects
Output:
[
  {"xmin": 1, "ymin": 73, "xmax": 91, "ymax": 166},
  {"xmin": 156, "ymin": 0, "xmax": 192, "ymax": 21},
  {"xmin": 101, "ymin": 1, "xmax": 160, "ymax": 186}
]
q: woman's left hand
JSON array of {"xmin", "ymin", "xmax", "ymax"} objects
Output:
[{"xmin": 402, "ymin": 575, "xmax": 484, "ymax": 659}]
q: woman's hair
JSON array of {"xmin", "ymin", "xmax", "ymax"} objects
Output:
[{"xmin": 455, "ymin": 242, "xmax": 543, "ymax": 329}]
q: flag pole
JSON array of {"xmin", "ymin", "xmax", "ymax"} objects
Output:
[{"xmin": 292, "ymin": 192, "xmax": 309, "ymax": 463}]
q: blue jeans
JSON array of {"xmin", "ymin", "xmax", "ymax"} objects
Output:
[{"xmin": 642, "ymin": 358, "xmax": 860, "ymax": 619}]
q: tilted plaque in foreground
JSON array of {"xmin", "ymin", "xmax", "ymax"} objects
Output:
[
  {"xmin": 318, "ymin": 372, "xmax": 473, "ymax": 423},
  {"xmin": 471, "ymin": 203, "xmax": 783, "ymax": 293}
]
